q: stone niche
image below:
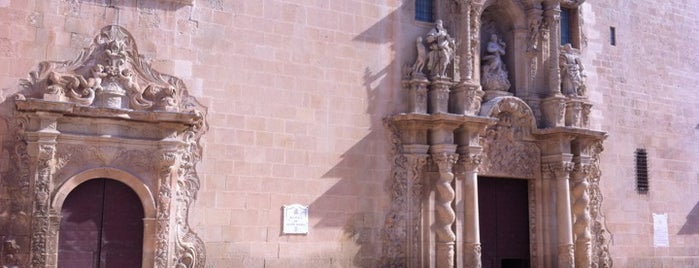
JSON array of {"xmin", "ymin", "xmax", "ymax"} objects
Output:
[{"xmin": 3, "ymin": 25, "xmax": 207, "ymax": 268}]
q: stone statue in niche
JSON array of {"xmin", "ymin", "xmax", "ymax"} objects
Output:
[
  {"xmin": 559, "ymin": 44, "xmax": 587, "ymax": 97},
  {"xmin": 481, "ymin": 33, "xmax": 511, "ymax": 92},
  {"xmin": 410, "ymin": 20, "xmax": 455, "ymax": 79},
  {"xmin": 2, "ymin": 238, "xmax": 21, "ymax": 268}
]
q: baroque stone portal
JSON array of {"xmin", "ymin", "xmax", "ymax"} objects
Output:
[{"xmin": 3, "ymin": 25, "xmax": 207, "ymax": 268}]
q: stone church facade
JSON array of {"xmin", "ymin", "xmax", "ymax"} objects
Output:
[{"xmin": 0, "ymin": 0, "xmax": 697, "ymax": 267}]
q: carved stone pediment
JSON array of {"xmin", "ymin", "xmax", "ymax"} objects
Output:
[{"xmin": 18, "ymin": 25, "xmax": 202, "ymax": 118}]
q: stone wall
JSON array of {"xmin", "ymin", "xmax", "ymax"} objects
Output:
[
  {"xmin": 0, "ymin": 0, "xmax": 698, "ymax": 267},
  {"xmin": 584, "ymin": 1, "xmax": 699, "ymax": 266}
]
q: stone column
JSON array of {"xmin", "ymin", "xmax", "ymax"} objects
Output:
[
  {"xmin": 543, "ymin": 157, "xmax": 575, "ymax": 268},
  {"xmin": 544, "ymin": 4, "xmax": 562, "ymax": 96},
  {"xmin": 571, "ymin": 161, "xmax": 592, "ymax": 268},
  {"xmin": 456, "ymin": 149, "xmax": 483, "ymax": 268},
  {"xmin": 454, "ymin": 123, "xmax": 489, "ymax": 268},
  {"xmin": 431, "ymin": 145, "xmax": 458, "ymax": 268},
  {"xmin": 470, "ymin": 5, "xmax": 483, "ymax": 84}
]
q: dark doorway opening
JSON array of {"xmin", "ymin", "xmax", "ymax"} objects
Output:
[
  {"xmin": 478, "ymin": 177, "xmax": 530, "ymax": 268},
  {"xmin": 58, "ymin": 178, "xmax": 144, "ymax": 268}
]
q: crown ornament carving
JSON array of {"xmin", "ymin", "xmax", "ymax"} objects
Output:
[{"xmin": 18, "ymin": 25, "xmax": 194, "ymax": 113}]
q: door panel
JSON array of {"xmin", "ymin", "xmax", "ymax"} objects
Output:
[
  {"xmin": 478, "ymin": 177, "xmax": 530, "ymax": 268},
  {"xmin": 58, "ymin": 179, "xmax": 144, "ymax": 268}
]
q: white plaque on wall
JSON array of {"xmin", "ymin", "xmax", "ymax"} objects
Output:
[
  {"xmin": 653, "ymin": 213, "xmax": 669, "ymax": 247},
  {"xmin": 283, "ymin": 204, "xmax": 309, "ymax": 234}
]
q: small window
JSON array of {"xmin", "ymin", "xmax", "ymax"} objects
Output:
[
  {"xmin": 609, "ymin": 27, "xmax": 616, "ymax": 46},
  {"xmin": 415, "ymin": 0, "xmax": 433, "ymax": 22},
  {"xmin": 635, "ymin": 149, "xmax": 649, "ymax": 194},
  {"xmin": 560, "ymin": 8, "xmax": 573, "ymax": 45}
]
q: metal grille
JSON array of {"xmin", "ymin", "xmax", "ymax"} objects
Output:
[
  {"xmin": 635, "ymin": 149, "xmax": 649, "ymax": 194},
  {"xmin": 415, "ymin": 0, "xmax": 433, "ymax": 22},
  {"xmin": 560, "ymin": 8, "xmax": 572, "ymax": 45}
]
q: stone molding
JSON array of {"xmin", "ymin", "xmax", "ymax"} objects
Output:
[{"xmin": 6, "ymin": 25, "xmax": 207, "ymax": 268}]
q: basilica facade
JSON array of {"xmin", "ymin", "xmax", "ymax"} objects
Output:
[{"xmin": 0, "ymin": 0, "xmax": 697, "ymax": 267}]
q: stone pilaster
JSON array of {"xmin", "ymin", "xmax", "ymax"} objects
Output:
[
  {"xmin": 155, "ymin": 148, "xmax": 179, "ymax": 268},
  {"xmin": 404, "ymin": 148, "xmax": 430, "ymax": 268}
]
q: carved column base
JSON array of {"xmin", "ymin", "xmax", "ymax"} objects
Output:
[
  {"xmin": 558, "ymin": 244, "xmax": 575, "ymax": 268},
  {"xmin": 405, "ymin": 76, "xmax": 429, "ymax": 114},
  {"xmin": 436, "ymin": 242, "xmax": 455, "ymax": 268},
  {"xmin": 463, "ymin": 243, "xmax": 482, "ymax": 268},
  {"xmin": 575, "ymin": 239, "xmax": 592, "ymax": 268},
  {"xmin": 565, "ymin": 99, "xmax": 583, "ymax": 127},
  {"xmin": 429, "ymin": 79, "xmax": 453, "ymax": 114},
  {"xmin": 450, "ymin": 82, "xmax": 484, "ymax": 115},
  {"xmin": 541, "ymin": 95, "xmax": 566, "ymax": 127}
]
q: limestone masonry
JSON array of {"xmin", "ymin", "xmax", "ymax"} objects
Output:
[{"xmin": 0, "ymin": 0, "xmax": 697, "ymax": 267}]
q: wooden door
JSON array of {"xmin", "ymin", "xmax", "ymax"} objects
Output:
[
  {"xmin": 58, "ymin": 178, "xmax": 144, "ymax": 268},
  {"xmin": 478, "ymin": 177, "xmax": 530, "ymax": 268}
]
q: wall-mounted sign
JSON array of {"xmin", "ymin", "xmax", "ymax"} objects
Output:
[
  {"xmin": 282, "ymin": 204, "xmax": 309, "ymax": 234},
  {"xmin": 653, "ymin": 213, "xmax": 669, "ymax": 247}
]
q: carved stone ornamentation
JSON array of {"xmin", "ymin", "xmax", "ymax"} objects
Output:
[
  {"xmin": 18, "ymin": 25, "xmax": 196, "ymax": 112},
  {"xmin": 587, "ymin": 141, "xmax": 613, "ymax": 268},
  {"xmin": 11, "ymin": 25, "xmax": 208, "ymax": 268},
  {"xmin": 480, "ymin": 98, "xmax": 540, "ymax": 179}
]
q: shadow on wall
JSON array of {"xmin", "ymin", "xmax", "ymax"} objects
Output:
[
  {"xmin": 306, "ymin": 4, "xmax": 411, "ymax": 267},
  {"xmin": 678, "ymin": 201, "xmax": 699, "ymax": 235}
]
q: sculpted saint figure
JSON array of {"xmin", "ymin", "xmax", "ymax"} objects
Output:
[
  {"xmin": 424, "ymin": 20, "xmax": 455, "ymax": 78},
  {"xmin": 481, "ymin": 34, "xmax": 511, "ymax": 92},
  {"xmin": 560, "ymin": 44, "xmax": 586, "ymax": 97}
]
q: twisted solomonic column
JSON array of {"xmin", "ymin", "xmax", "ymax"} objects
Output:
[
  {"xmin": 572, "ymin": 163, "xmax": 592, "ymax": 268},
  {"xmin": 433, "ymin": 152, "xmax": 458, "ymax": 268}
]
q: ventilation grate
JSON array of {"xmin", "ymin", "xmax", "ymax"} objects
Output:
[{"xmin": 635, "ymin": 148, "xmax": 649, "ymax": 194}]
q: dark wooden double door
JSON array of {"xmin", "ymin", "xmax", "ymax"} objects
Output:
[
  {"xmin": 478, "ymin": 177, "xmax": 531, "ymax": 268},
  {"xmin": 58, "ymin": 179, "xmax": 144, "ymax": 268}
]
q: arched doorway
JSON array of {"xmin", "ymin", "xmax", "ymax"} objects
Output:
[{"xmin": 58, "ymin": 178, "xmax": 144, "ymax": 267}]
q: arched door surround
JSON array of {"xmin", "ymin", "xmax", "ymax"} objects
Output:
[{"xmin": 9, "ymin": 25, "xmax": 208, "ymax": 268}]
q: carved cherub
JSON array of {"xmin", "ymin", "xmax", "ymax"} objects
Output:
[{"xmin": 89, "ymin": 64, "xmax": 107, "ymax": 91}]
